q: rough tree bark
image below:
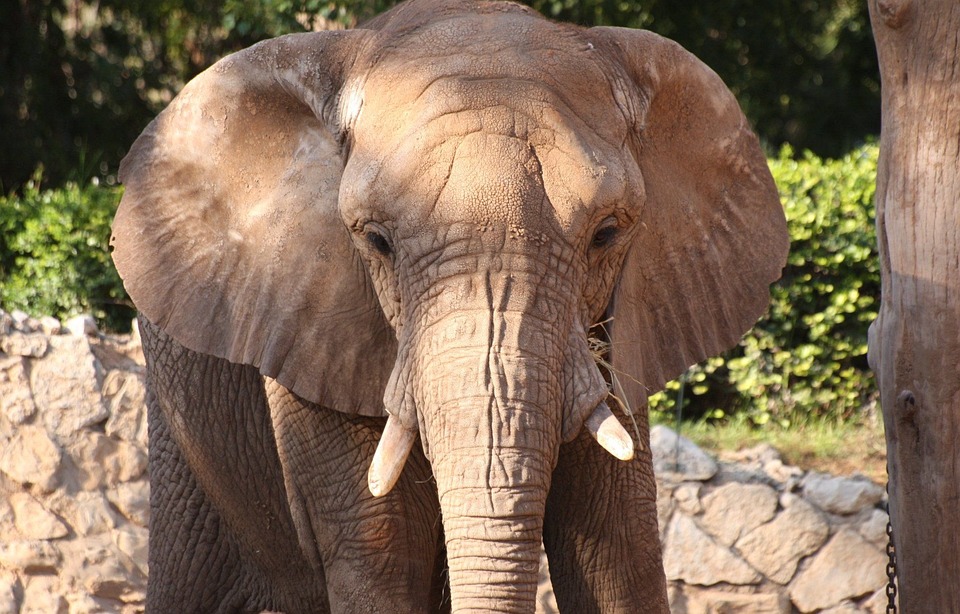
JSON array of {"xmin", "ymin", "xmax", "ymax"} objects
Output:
[{"xmin": 867, "ymin": 1, "xmax": 960, "ymax": 612}]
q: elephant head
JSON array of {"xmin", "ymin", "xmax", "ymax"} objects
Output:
[{"xmin": 111, "ymin": 0, "xmax": 788, "ymax": 610}]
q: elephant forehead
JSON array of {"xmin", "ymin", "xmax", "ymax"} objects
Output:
[
  {"xmin": 355, "ymin": 10, "xmax": 624, "ymax": 143},
  {"xmin": 346, "ymin": 93, "xmax": 629, "ymax": 230},
  {"xmin": 432, "ymin": 132, "xmax": 550, "ymax": 229},
  {"xmin": 345, "ymin": 121, "xmax": 627, "ymax": 238}
]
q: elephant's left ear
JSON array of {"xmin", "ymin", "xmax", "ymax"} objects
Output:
[
  {"xmin": 111, "ymin": 30, "xmax": 396, "ymax": 417},
  {"xmin": 588, "ymin": 27, "xmax": 789, "ymax": 405}
]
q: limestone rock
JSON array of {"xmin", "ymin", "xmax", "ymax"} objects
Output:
[
  {"xmin": 856, "ymin": 508, "xmax": 890, "ymax": 548},
  {"xmin": 50, "ymin": 491, "xmax": 119, "ymax": 537},
  {"xmin": 102, "ymin": 370, "xmax": 148, "ymax": 446},
  {"xmin": 763, "ymin": 458, "xmax": 804, "ymax": 485},
  {"xmin": 821, "ymin": 601, "xmax": 861, "ymax": 614},
  {"xmin": 722, "ymin": 444, "xmax": 804, "ymax": 487},
  {"xmin": 0, "ymin": 571, "xmax": 19, "ymax": 614},
  {"xmin": 684, "ymin": 588, "xmax": 790, "ymax": 614},
  {"xmin": 803, "ymin": 472, "xmax": 884, "ymax": 515},
  {"xmin": 20, "ymin": 576, "xmax": 67, "ymax": 614},
  {"xmin": 62, "ymin": 431, "xmax": 147, "ymax": 490},
  {"xmin": 129, "ymin": 318, "xmax": 141, "ymax": 346},
  {"xmin": 0, "ymin": 332, "xmax": 48, "ymax": 358},
  {"xmin": 10, "ymin": 493, "xmax": 68, "ymax": 540},
  {"xmin": 0, "ymin": 425, "xmax": 62, "ymax": 491},
  {"xmin": 674, "ymin": 482, "xmax": 703, "ymax": 515},
  {"xmin": 711, "ymin": 462, "xmax": 768, "ymax": 487},
  {"xmin": 862, "ymin": 587, "xmax": 895, "ymax": 614},
  {"xmin": 66, "ymin": 594, "xmax": 128, "ymax": 614},
  {"xmin": 8, "ymin": 311, "xmax": 32, "ymax": 330},
  {"xmin": 0, "ymin": 357, "xmax": 36, "ymax": 425},
  {"xmin": 32, "ymin": 336, "xmax": 107, "ymax": 437},
  {"xmin": 65, "ymin": 314, "xmax": 98, "ymax": 337},
  {"xmin": 651, "ymin": 426, "xmax": 718, "ymax": 482},
  {"xmin": 736, "ymin": 496, "xmax": 829, "ymax": 584},
  {"xmin": 0, "ymin": 540, "xmax": 61, "ymax": 573},
  {"xmin": 700, "ymin": 483, "xmax": 778, "ymax": 547},
  {"xmin": 38, "ymin": 316, "xmax": 61, "ymax": 336},
  {"xmin": 106, "ymin": 480, "xmax": 150, "ymax": 527},
  {"xmin": 0, "ymin": 490, "xmax": 16, "ymax": 539},
  {"xmin": 664, "ymin": 513, "xmax": 761, "ymax": 586},
  {"xmin": 656, "ymin": 484, "xmax": 676, "ymax": 542},
  {"xmin": 113, "ymin": 525, "xmax": 149, "ymax": 575},
  {"xmin": 60, "ymin": 535, "xmax": 146, "ymax": 604},
  {"xmin": 789, "ymin": 529, "xmax": 887, "ymax": 613}
]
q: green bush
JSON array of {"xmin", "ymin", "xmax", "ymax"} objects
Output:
[
  {"xmin": 649, "ymin": 143, "xmax": 880, "ymax": 426},
  {"xmin": 0, "ymin": 172, "xmax": 133, "ymax": 331}
]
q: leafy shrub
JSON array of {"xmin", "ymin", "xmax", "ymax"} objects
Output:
[
  {"xmin": 0, "ymin": 172, "xmax": 133, "ymax": 331},
  {"xmin": 649, "ymin": 144, "xmax": 880, "ymax": 426}
]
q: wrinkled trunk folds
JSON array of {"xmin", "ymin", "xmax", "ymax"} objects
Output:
[
  {"xmin": 434, "ymin": 434, "xmax": 551, "ymax": 612},
  {"xmin": 415, "ymin": 303, "xmax": 564, "ymax": 613}
]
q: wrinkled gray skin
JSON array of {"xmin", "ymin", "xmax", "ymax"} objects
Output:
[{"xmin": 111, "ymin": 0, "xmax": 788, "ymax": 612}]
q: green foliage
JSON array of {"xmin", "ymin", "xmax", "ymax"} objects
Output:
[
  {"xmin": 649, "ymin": 144, "xmax": 880, "ymax": 426},
  {"xmin": 1, "ymin": 0, "xmax": 878, "ymax": 192},
  {"xmin": 0, "ymin": 171, "xmax": 133, "ymax": 331}
]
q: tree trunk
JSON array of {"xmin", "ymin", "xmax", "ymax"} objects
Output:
[{"xmin": 867, "ymin": 1, "xmax": 960, "ymax": 611}]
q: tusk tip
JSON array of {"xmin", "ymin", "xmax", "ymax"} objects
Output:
[
  {"xmin": 587, "ymin": 402, "xmax": 636, "ymax": 461},
  {"xmin": 601, "ymin": 434, "xmax": 635, "ymax": 461},
  {"xmin": 368, "ymin": 476, "xmax": 388, "ymax": 498}
]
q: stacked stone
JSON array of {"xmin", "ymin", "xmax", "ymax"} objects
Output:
[
  {"xmin": 0, "ymin": 310, "xmax": 148, "ymax": 614},
  {"xmin": 651, "ymin": 425, "xmax": 892, "ymax": 614},
  {"xmin": 0, "ymin": 308, "xmax": 893, "ymax": 613}
]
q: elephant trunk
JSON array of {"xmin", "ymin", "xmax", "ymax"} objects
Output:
[
  {"xmin": 428, "ymin": 397, "xmax": 556, "ymax": 613},
  {"xmin": 415, "ymin": 307, "xmax": 564, "ymax": 613}
]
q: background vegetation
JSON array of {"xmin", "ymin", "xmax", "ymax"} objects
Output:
[
  {"xmin": 0, "ymin": 172, "xmax": 127, "ymax": 329},
  {"xmin": 648, "ymin": 144, "xmax": 879, "ymax": 426},
  {"xmin": 2, "ymin": 0, "xmax": 877, "ymax": 191},
  {"xmin": 1, "ymin": 0, "xmax": 882, "ymax": 431}
]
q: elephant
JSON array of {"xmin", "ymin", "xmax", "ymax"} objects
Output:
[{"xmin": 110, "ymin": 0, "xmax": 789, "ymax": 612}]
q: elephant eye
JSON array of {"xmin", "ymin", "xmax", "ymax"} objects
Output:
[
  {"xmin": 591, "ymin": 219, "xmax": 619, "ymax": 249},
  {"xmin": 366, "ymin": 230, "xmax": 393, "ymax": 256}
]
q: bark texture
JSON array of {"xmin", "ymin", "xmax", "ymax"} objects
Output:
[{"xmin": 867, "ymin": 1, "xmax": 960, "ymax": 611}]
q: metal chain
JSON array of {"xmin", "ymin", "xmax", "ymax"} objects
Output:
[{"xmin": 885, "ymin": 477, "xmax": 898, "ymax": 613}]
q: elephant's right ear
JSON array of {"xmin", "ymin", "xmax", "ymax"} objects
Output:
[{"xmin": 111, "ymin": 31, "xmax": 395, "ymax": 417}]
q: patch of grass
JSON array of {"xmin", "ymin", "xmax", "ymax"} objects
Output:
[{"xmin": 653, "ymin": 411, "xmax": 888, "ymax": 483}]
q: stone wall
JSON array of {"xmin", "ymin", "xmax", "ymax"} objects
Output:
[
  {"xmin": 0, "ymin": 311, "xmax": 148, "ymax": 613},
  {"xmin": 650, "ymin": 427, "xmax": 893, "ymax": 614},
  {"xmin": 0, "ymin": 310, "xmax": 894, "ymax": 613}
]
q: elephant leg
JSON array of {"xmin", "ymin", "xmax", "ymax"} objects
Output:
[
  {"xmin": 147, "ymin": 386, "xmax": 271, "ymax": 613},
  {"xmin": 141, "ymin": 319, "xmax": 329, "ymax": 613},
  {"xmin": 544, "ymin": 424, "xmax": 668, "ymax": 613},
  {"xmin": 266, "ymin": 382, "xmax": 445, "ymax": 614}
]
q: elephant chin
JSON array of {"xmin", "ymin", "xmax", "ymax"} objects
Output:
[{"xmin": 367, "ymin": 401, "xmax": 633, "ymax": 497}]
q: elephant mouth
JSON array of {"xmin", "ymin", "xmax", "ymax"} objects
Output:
[
  {"xmin": 365, "ymin": 263, "xmax": 638, "ymax": 498},
  {"xmin": 367, "ymin": 400, "xmax": 633, "ymax": 497}
]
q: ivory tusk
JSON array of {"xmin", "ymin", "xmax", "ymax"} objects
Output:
[
  {"xmin": 368, "ymin": 415, "xmax": 418, "ymax": 497},
  {"xmin": 585, "ymin": 401, "xmax": 635, "ymax": 461}
]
